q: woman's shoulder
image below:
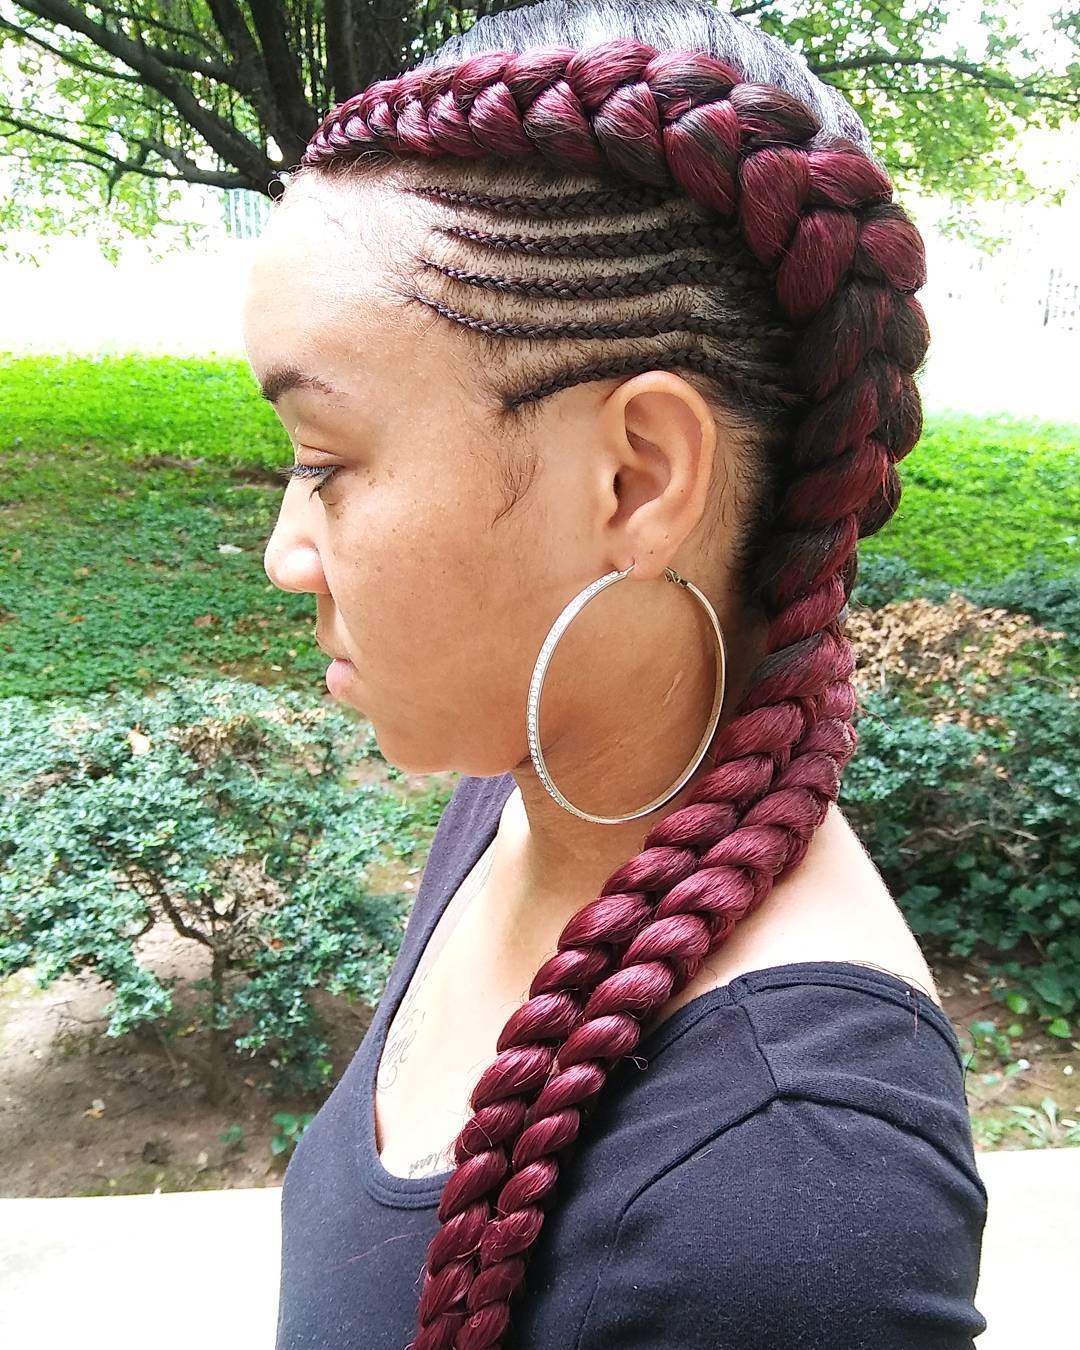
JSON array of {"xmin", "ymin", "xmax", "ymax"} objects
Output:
[
  {"xmin": 543, "ymin": 966, "xmax": 984, "ymax": 1348},
  {"xmin": 602, "ymin": 960, "xmax": 979, "ymax": 1170},
  {"xmin": 571, "ymin": 1084, "xmax": 989, "ymax": 1349},
  {"xmin": 513, "ymin": 969, "xmax": 990, "ymax": 1348},
  {"xmin": 725, "ymin": 958, "xmax": 966, "ymax": 1094}
]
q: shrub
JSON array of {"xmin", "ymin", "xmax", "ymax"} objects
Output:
[
  {"xmin": 0, "ymin": 680, "xmax": 449, "ymax": 1097},
  {"xmin": 850, "ymin": 553, "xmax": 938, "ymax": 610},
  {"xmin": 843, "ymin": 676, "xmax": 1080, "ymax": 1022},
  {"xmin": 964, "ymin": 566, "xmax": 1080, "ymax": 648}
]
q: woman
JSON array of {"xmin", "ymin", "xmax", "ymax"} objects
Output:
[{"xmin": 242, "ymin": 2, "xmax": 988, "ymax": 1347}]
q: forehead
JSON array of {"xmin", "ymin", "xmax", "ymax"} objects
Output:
[
  {"xmin": 243, "ymin": 178, "xmax": 394, "ymax": 343},
  {"xmin": 240, "ymin": 174, "xmax": 450, "ymax": 403}
]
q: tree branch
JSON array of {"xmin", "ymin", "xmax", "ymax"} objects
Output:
[
  {"xmin": 6, "ymin": 11, "xmax": 245, "ymax": 90},
  {"xmin": 813, "ymin": 51, "xmax": 1079, "ymax": 107},
  {"xmin": 87, "ymin": 1, "xmax": 221, "ymax": 57},
  {"xmin": 141, "ymin": 133, "xmax": 241, "ymax": 184},
  {"xmin": 3, "ymin": 149, "xmax": 114, "ymax": 175},
  {"xmin": 204, "ymin": 0, "xmax": 268, "ymax": 84},
  {"xmin": 324, "ymin": 0, "xmax": 358, "ymax": 107},
  {"xmin": 132, "ymin": 40, "xmax": 242, "ymax": 87},
  {"xmin": 17, "ymin": 0, "xmax": 274, "ymax": 184},
  {"xmin": 360, "ymin": 2, "xmax": 408, "ymax": 77},
  {"xmin": 247, "ymin": 0, "xmax": 317, "ymax": 154},
  {"xmin": 0, "ymin": 107, "xmax": 248, "ymax": 188},
  {"xmin": 140, "ymin": 873, "xmax": 214, "ymax": 949},
  {"xmin": 0, "ymin": 16, "xmax": 141, "ymax": 83},
  {"xmin": 204, "ymin": 0, "xmax": 303, "ymax": 161}
]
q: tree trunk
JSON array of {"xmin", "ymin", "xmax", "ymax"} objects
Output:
[{"xmin": 206, "ymin": 947, "xmax": 229, "ymax": 1106}]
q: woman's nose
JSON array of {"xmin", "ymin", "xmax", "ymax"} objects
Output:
[{"xmin": 264, "ymin": 526, "xmax": 327, "ymax": 595}]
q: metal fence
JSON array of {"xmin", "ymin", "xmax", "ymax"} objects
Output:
[{"xmin": 222, "ymin": 188, "xmax": 273, "ymax": 241}]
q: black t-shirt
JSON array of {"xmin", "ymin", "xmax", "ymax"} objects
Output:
[{"xmin": 275, "ymin": 771, "xmax": 989, "ymax": 1349}]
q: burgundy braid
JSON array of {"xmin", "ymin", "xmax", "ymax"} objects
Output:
[{"xmin": 297, "ymin": 38, "xmax": 928, "ymax": 1350}]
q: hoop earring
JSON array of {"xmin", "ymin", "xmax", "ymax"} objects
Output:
[{"xmin": 526, "ymin": 562, "xmax": 727, "ymax": 825}]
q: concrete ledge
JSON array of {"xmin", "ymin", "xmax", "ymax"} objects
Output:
[
  {"xmin": 0, "ymin": 1187, "xmax": 282, "ymax": 1350},
  {"xmin": 970, "ymin": 1146, "xmax": 1080, "ymax": 1347},
  {"xmin": 1, "ymin": 1149, "xmax": 1077, "ymax": 1348}
]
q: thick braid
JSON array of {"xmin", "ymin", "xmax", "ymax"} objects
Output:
[{"xmin": 300, "ymin": 39, "xmax": 927, "ymax": 1350}]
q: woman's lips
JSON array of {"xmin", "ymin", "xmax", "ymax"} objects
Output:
[{"xmin": 325, "ymin": 657, "xmax": 355, "ymax": 698}]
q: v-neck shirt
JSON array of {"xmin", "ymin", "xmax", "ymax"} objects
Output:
[{"xmin": 274, "ymin": 770, "xmax": 988, "ymax": 1348}]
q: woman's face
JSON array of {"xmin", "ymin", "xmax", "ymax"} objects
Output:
[
  {"xmin": 242, "ymin": 172, "xmax": 743, "ymax": 793},
  {"xmin": 242, "ymin": 175, "xmax": 563, "ymax": 776}
]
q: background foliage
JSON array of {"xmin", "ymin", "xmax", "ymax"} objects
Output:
[
  {"xmin": 844, "ymin": 682, "xmax": 1080, "ymax": 1024},
  {"xmin": 845, "ymin": 570, "xmax": 1080, "ymax": 1023}
]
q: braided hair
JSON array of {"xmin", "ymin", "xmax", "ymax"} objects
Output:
[{"xmin": 287, "ymin": 3, "xmax": 929, "ymax": 1346}]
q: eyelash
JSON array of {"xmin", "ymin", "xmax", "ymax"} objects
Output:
[{"xmin": 276, "ymin": 463, "xmax": 340, "ymax": 497}]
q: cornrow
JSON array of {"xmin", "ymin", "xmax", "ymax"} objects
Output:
[
  {"xmin": 409, "ymin": 182, "xmax": 681, "ymax": 215},
  {"xmin": 434, "ymin": 219, "xmax": 736, "ymax": 258},
  {"xmin": 404, "ymin": 293, "xmax": 788, "ymax": 344},
  {"xmin": 292, "ymin": 11, "xmax": 928, "ymax": 1350},
  {"xmin": 420, "ymin": 254, "xmax": 762, "ymax": 299},
  {"xmin": 396, "ymin": 292, "xmax": 800, "ymax": 413},
  {"xmin": 403, "ymin": 185, "xmax": 790, "ymax": 418},
  {"xmin": 503, "ymin": 344, "xmax": 803, "ymax": 412}
]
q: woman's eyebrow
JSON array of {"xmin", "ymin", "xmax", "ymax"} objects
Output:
[{"xmin": 258, "ymin": 364, "xmax": 344, "ymax": 405}]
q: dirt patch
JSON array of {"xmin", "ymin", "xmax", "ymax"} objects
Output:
[{"xmin": 0, "ymin": 926, "xmax": 374, "ymax": 1199}]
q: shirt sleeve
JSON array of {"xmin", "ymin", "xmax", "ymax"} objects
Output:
[{"xmin": 574, "ymin": 1095, "xmax": 988, "ymax": 1350}]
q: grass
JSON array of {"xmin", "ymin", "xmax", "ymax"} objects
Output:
[
  {"xmin": 1, "ymin": 351, "xmax": 1078, "ymax": 701},
  {"xmin": 0, "ymin": 353, "xmax": 315, "ymax": 699},
  {"xmin": 0, "ymin": 351, "xmax": 286, "ymax": 469},
  {"xmin": 874, "ymin": 410, "xmax": 1079, "ymax": 584}
]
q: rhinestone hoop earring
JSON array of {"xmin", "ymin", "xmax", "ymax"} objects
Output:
[{"xmin": 526, "ymin": 562, "xmax": 727, "ymax": 825}]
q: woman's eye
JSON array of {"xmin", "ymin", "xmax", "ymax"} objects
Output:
[{"xmin": 276, "ymin": 462, "xmax": 340, "ymax": 497}]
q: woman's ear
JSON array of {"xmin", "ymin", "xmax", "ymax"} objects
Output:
[{"xmin": 594, "ymin": 371, "xmax": 720, "ymax": 582}]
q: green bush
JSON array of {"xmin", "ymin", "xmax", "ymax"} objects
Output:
[
  {"xmin": 963, "ymin": 567, "xmax": 1080, "ymax": 647},
  {"xmin": 842, "ymin": 682, "xmax": 1080, "ymax": 1022},
  {"xmin": 0, "ymin": 680, "xmax": 450, "ymax": 1097}
]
